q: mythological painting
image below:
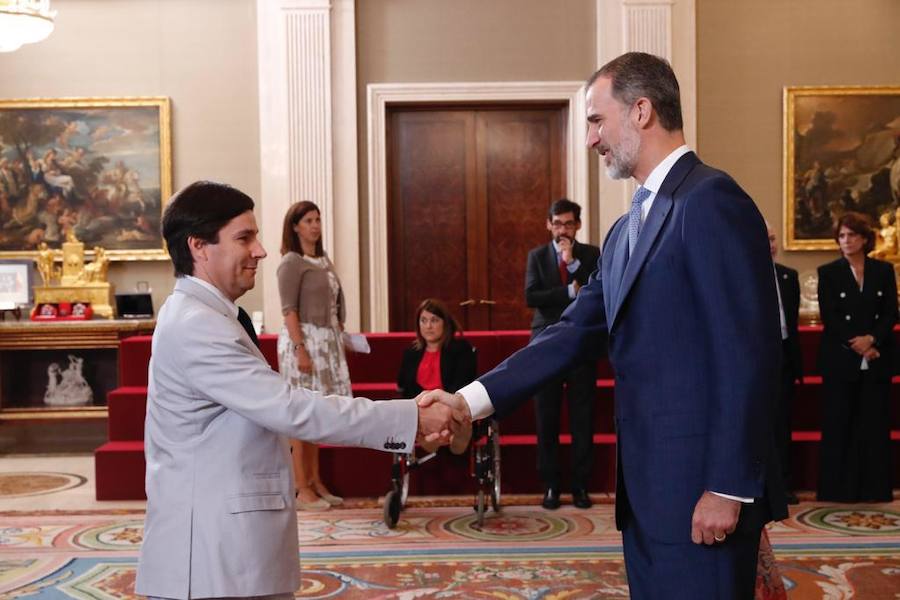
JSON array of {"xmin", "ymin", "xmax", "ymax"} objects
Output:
[{"xmin": 0, "ymin": 97, "xmax": 172, "ymax": 260}]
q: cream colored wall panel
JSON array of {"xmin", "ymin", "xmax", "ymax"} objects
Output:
[
  {"xmin": 258, "ymin": 0, "xmax": 360, "ymax": 332},
  {"xmin": 595, "ymin": 0, "xmax": 695, "ymax": 241}
]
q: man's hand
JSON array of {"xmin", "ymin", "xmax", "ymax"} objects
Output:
[
  {"xmin": 418, "ymin": 389, "xmax": 472, "ymax": 419},
  {"xmin": 691, "ymin": 491, "xmax": 741, "ymax": 545},
  {"xmin": 849, "ymin": 334, "xmax": 875, "ymax": 355},
  {"xmin": 863, "ymin": 347, "xmax": 881, "ymax": 361},
  {"xmin": 418, "ymin": 389, "xmax": 473, "ymax": 452},
  {"xmin": 558, "ymin": 236, "xmax": 575, "ymax": 265},
  {"xmin": 416, "ymin": 392, "xmax": 470, "ymax": 447}
]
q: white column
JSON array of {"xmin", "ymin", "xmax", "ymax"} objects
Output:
[
  {"xmin": 594, "ymin": 0, "xmax": 695, "ymax": 241},
  {"xmin": 257, "ymin": 0, "xmax": 360, "ymax": 333}
]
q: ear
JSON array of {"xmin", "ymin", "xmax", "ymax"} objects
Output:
[
  {"xmin": 187, "ymin": 235, "xmax": 208, "ymax": 264},
  {"xmin": 546, "ymin": 219, "xmax": 554, "ymax": 234},
  {"xmin": 633, "ymin": 97, "xmax": 653, "ymax": 128}
]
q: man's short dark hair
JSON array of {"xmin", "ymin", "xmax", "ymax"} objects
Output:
[
  {"xmin": 548, "ymin": 198, "xmax": 581, "ymax": 221},
  {"xmin": 586, "ymin": 52, "xmax": 683, "ymax": 132},
  {"xmin": 162, "ymin": 181, "xmax": 255, "ymax": 277}
]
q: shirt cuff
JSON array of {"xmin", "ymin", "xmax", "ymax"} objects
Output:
[
  {"xmin": 457, "ymin": 381, "xmax": 495, "ymax": 420},
  {"xmin": 711, "ymin": 491, "xmax": 753, "ymax": 503},
  {"xmin": 567, "ymin": 282, "xmax": 577, "ymax": 299}
]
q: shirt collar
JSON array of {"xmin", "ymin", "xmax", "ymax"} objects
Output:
[
  {"xmin": 641, "ymin": 145, "xmax": 691, "ymax": 195},
  {"xmin": 185, "ymin": 275, "xmax": 239, "ymax": 318}
]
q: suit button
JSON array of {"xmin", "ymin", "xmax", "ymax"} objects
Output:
[
  {"xmin": 845, "ymin": 315, "xmax": 851, "ymax": 321},
  {"xmin": 840, "ymin": 292, "xmax": 846, "ymax": 298},
  {"xmin": 878, "ymin": 291, "xmax": 883, "ymax": 296}
]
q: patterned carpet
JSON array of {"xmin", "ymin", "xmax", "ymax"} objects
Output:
[{"xmin": 1, "ymin": 500, "xmax": 899, "ymax": 598}]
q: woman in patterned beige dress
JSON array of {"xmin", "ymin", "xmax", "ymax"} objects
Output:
[{"xmin": 277, "ymin": 201, "xmax": 350, "ymax": 510}]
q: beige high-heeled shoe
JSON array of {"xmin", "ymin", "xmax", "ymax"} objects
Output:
[
  {"xmin": 314, "ymin": 486, "xmax": 343, "ymax": 506},
  {"xmin": 297, "ymin": 497, "xmax": 330, "ymax": 511},
  {"xmin": 296, "ymin": 489, "xmax": 330, "ymax": 511}
]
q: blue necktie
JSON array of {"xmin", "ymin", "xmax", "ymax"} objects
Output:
[{"xmin": 628, "ymin": 186, "xmax": 652, "ymax": 256}]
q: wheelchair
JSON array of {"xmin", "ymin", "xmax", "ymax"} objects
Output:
[{"xmin": 382, "ymin": 417, "xmax": 501, "ymax": 529}]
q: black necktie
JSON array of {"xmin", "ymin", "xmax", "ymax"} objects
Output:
[{"xmin": 237, "ymin": 307, "xmax": 260, "ymax": 349}]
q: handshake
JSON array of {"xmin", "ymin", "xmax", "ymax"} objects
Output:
[{"xmin": 415, "ymin": 390, "xmax": 472, "ymax": 455}]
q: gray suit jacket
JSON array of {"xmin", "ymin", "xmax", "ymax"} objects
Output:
[{"xmin": 135, "ymin": 277, "xmax": 417, "ymax": 599}]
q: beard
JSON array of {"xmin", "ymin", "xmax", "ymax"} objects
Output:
[{"xmin": 603, "ymin": 119, "xmax": 641, "ymax": 180}]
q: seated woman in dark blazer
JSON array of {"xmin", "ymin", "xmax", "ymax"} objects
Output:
[
  {"xmin": 397, "ymin": 298, "xmax": 476, "ymax": 454},
  {"xmin": 817, "ymin": 211, "xmax": 898, "ymax": 502}
]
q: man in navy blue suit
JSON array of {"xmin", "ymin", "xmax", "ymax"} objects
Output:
[{"xmin": 421, "ymin": 52, "xmax": 785, "ymax": 598}]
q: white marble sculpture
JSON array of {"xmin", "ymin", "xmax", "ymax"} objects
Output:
[{"xmin": 44, "ymin": 355, "xmax": 93, "ymax": 406}]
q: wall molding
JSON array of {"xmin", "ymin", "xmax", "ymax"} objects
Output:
[
  {"xmin": 595, "ymin": 0, "xmax": 695, "ymax": 240},
  {"xmin": 257, "ymin": 0, "xmax": 360, "ymax": 332}
]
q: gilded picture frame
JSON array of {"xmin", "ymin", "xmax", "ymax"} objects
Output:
[
  {"xmin": 784, "ymin": 86, "xmax": 900, "ymax": 250},
  {"xmin": 0, "ymin": 97, "xmax": 172, "ymax": 261}
]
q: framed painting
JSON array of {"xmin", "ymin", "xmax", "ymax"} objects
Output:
[
  {"xmin": 0, "ymin": 97, "xmax": 172, "ymax": 260},
  {"xmin": 784, "ymin": 86, "xmax": 900, "ymax": 250}
]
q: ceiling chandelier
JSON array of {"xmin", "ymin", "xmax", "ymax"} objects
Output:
[{"xmin": 0, "ymin": 0, "xmax": 56, "ymax": 53}]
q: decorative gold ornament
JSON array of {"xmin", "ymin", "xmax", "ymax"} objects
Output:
[{"xmin": 32, "ymin": 232, "xmax": 114, "ymax": 318}]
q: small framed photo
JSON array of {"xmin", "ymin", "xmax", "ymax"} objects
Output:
[{"xmin": 0, "ymin": 259, "xmax": 33, "ymax": 308}]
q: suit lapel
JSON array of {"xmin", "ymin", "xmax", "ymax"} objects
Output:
[
  {"xmin": 610, "ymin": 152, "xmax": 698, "ymax": 328},
  {"xmin": 839, "ymin": 257, "xmax": 863, "ymax": 297},
  {"xmin": 606, "ymin": 221, "xmax": 629, "ymax": 322},
  {"xmin": 542, "ymin": 243, "xmax": 562, "ymax": 284},
  {"xmin": 176, "ymin": 277, "xmax": 267, "ymax": 362}
]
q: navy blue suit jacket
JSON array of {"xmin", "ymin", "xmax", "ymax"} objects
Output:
[{"xmin": 480, "ymin": 152, "xmax": 782, "ymax": 542}]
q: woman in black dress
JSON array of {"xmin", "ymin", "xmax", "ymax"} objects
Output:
[
  {"xmin": 397, "ymin": 298, "xmax": 476, "ymax": 454},
  {"xmin": 817, "ymin": 212, "xmax": 897, "ymax": 502}
]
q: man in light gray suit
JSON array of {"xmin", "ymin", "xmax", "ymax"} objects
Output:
[{"xmin": 136, "ymin": 181, "xmax": 461, "ymax": 600}]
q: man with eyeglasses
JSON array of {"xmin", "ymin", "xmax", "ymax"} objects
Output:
[{"xmin": 524, "ymin": 198, "xmax": 601, "ymax": 509}]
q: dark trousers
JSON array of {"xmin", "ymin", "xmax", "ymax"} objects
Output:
[
  {"xmin": 534, "ymin": 359, "xmax": 596, "ymax": 490},
  {"xmin": 818, "ymin": 372, "xmax": 893, "ymax": 502},
  {"xmin": 622, "ymin": 509, "xmax": 761, "ymax": 600},
  {"xmin": 773, "ymin": 352, "xmax": 796, "ymax": 491}
]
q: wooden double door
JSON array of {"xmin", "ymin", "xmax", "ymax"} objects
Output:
[{"xmin": 388, "ymin": 104, "xmax": 567, "ymax": 331}]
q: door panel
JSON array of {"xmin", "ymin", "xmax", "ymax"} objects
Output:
[
  {"xmin": 388, "ymin": 111, "xmax": 475, "ymax": 331},
  {"xmin": 387, "ymin": 105, "xmax": 566, "ymax": 332},
  {"xmin": 479, "ymin": 110, "xmax": 564, "ymax": 330}
]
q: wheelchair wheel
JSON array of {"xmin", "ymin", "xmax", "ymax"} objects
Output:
[
  {"xmin": 399, "ymin": 466, "xmax": 410, "ymax": 508},
  {"xmin": 391, "ymin": 453, "xmax": 412, "ymax": 510},
  {"xmin": 490, "ymin": 423, "xmax": 501, "ymax": 512},
  {"xmin": 383, "ymin": 489, "xmax": 402, "ymax": 529},
  {"xmin": 475, "ymin": 489, "xmax": 486, "ymax": 529}
]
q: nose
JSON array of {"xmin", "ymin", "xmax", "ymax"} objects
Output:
[
  {"xmin": 252, "ymin": 240, "xmax": 267, "ymax": 259},
  {"xmin": 586, "ymin": 124, "xmax": 600, "ymax": 149}
]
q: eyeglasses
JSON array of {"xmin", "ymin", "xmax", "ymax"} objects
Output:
[{"xmin": 550, "ymin": 220, "xmax": 578, "ymax": 229}]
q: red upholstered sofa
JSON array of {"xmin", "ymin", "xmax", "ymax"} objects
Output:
[{"xmin": 95, "ymin": 327, "xmax": 900, "ymax": 500}]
